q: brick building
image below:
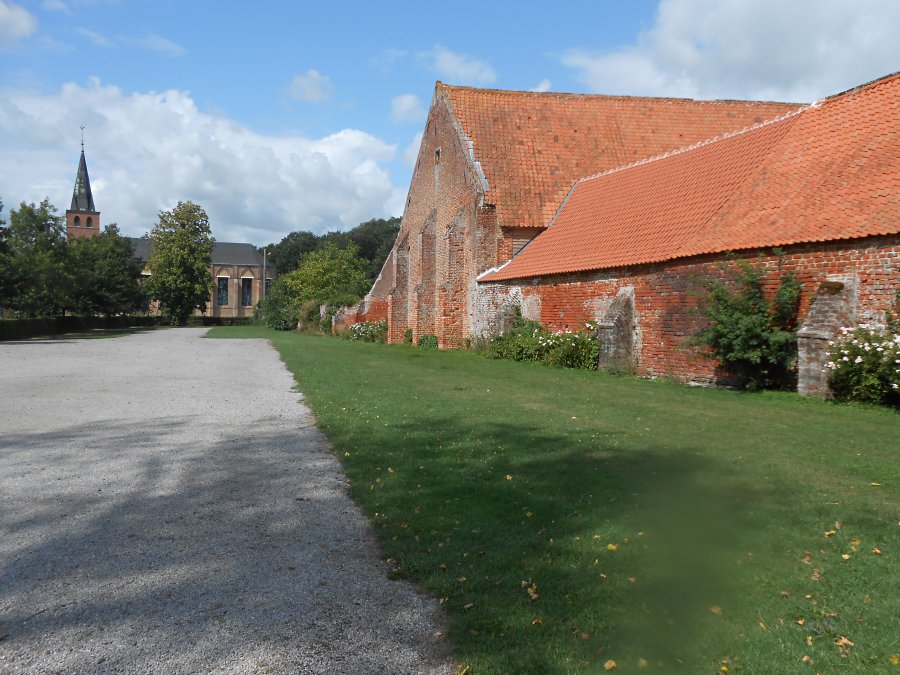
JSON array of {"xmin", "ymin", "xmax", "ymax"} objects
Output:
[
  {"xmin": 64, "ymin": 149, "xmax": 274, "ymax": 318},
  {"xmin": 344, "ymin": 82, "xmax": 799, "ymax": 345},
  {"xmin": 477, "ymin": 72, "xmax": 899, "ymax": 390},
  {"xmin": 344, "ymin": 75, "xmax": 899, "ymax": 393}
]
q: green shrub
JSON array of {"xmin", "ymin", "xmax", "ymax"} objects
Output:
[
  {"xmin": 404, "ymin": 327, "xmax": 413, "ymax": 344},
  {"xmin": 0, "ymin": 315, "xmax": 160, "ymax": 341},
  {"xmin": 481, "ymin": 310, "xmax": 599, "ymax": 371},
  {"xmin": 826, "ymin": 324, "xmax": 900, "ymax": 406},
  {"xmin": 694, "ymin": 255, "xmax": 801, "ymax": 390},
  {"xmin": 348, "ymin": 320, "xmax": 388, "ymax": 343},
  {"xmin": 255, "ymin": 278, "xmax": 300, "ymax": 330},
  {"xmin": 541, "ymin": 330, "xmax": 600, "ymax": 369},
  {"xmin": 417, "ymin": 334, "xmax": 438, "ymax": 349}
]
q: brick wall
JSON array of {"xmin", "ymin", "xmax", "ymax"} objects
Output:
[
  {"xmin": 475, "ymin": 235, "xmax": 900, "ymax": 383},
  {"xmin": 359, "ymin": 89, "xmax": 495, "ymax": 346}
]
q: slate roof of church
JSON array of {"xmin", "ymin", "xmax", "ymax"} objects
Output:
[
  {"xmin": 70, "ymin": 150, "xmax": 96, "ymax": 212},
  {"xmin": 128, "ymin": 238, "xmax": 269, "ymax": 268},
  {"xmin": 481, "ymin": 72, "xmax": 900, "ymax": 282},
  {"xmin": 438, "ymin": 82, "xmax": 800, "ymax": 229}
]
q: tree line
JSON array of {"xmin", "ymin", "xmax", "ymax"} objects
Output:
[
  {"xmin": 0, "ymin": 198, "xmax": 146, "ymax": 318},
  {"xmin": 1, "ymin": 194, "xmax": 399, "ymax": 329},
  {"xmin": 256, "ymin": 217, "xmax": 399, "ymax": 331}
]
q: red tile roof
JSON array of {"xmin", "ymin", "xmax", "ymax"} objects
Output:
[
  {"xmin": 439, "ymin": 83, "xmax": 800, "ymax": 228},
  {"xmin": 482, "ymin": 72, "xmax": 900, "ymax": 282}
]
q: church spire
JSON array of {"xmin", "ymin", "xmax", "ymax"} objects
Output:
[
  {"xmin": 65, "ymin": 132, "xmax": 100, "ymax": 240},
  {"xmin": 70, "ymin": 147, "xmax": 96, "ymax": 212}
]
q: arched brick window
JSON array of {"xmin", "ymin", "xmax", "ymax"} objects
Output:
[
  {"xmin": 86, "ymin": 217, "xmax": 93, "ymax": 228},
  {"xmin": 74, "ymin": 215, "xmax": 81, "ymax": 227}
]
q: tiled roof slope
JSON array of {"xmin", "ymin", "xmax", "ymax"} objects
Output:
[
  {"xmin": 439, "ymin": 83, "xmax": 799, "ymax": 228},
  {"xmin": 482, "ymin": 72, "xmax": 900, "ymax": 282}
]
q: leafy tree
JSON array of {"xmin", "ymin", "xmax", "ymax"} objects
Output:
[
  {"xmin": 256, "ymin": 243, "xmax": 369, "ymax": 331},
  {"xmin": 266, "ymin": 230, "xmax": 319, "ymax": 273},
  {"xmin": 143, "ymin": 201, "xmax": 214, "ymax": 325},
  {"xmin": 347, "ymin": 217, "xmax": 400, "ymax": 279},
  {"xmin": 694, "ymin": 254, "xmax": 801, "ymax": 390},
  {"xmin": 69, "ymin": 224, "xmax": 147, "ymax": 316},
  {"xmin": 263, "ymin": 216, "xmax": 400, "ymax": 280},
  {"xmin": 292, "ymin": 242, "xmax": 370, "ymax": 306},
  {"xmin": 1, "ymin": 199, "xmax": 71, "ymax": 317}
]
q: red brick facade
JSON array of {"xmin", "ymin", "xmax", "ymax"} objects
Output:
[
  {"xmin": 475, "ymin": 236, "xmax": 900, "ymax": 382},
  {"xmin": 352, "ymin": 83, "xmax": 797, "ymax": 347}
]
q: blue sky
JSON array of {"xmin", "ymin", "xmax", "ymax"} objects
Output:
[{"xmin": 1, "ymin": 0, "xmax": 898, "ymax": 245}]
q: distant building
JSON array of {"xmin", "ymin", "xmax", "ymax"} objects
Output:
[{"xmin": 64, "ymin": 149, "xmax": 275, "ymax": 318}]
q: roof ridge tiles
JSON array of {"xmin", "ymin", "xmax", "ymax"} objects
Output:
[
  {"xmin": 571, "ymin": 105, "xmax": 810, "ymax": 189},
  {"xmin": 436, "ymin": 80, "xmax": 804, "ymax": 107}
]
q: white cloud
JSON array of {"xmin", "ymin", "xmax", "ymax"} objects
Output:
[
  {"xmin": 529, "ymin": 79, "xmax": 552, "ymax": 93},
  {"xmin": 0, "ymin": 1, "xmax": 37, "ymax": 47},
  {"xmin": 390, "ymin": 94, "xmax": 426, "ymax": 123},
  {"xmin": 132, "ymin": 34, "xmax": 185, "ymax": 58},
  {"xmin": 403, "ymin": 131, "xmax": 423, "ymax": 167},
  {"xmin": 288, "ymin": 69, "xmax": 333, "ymax": 103},
  {"xmin": 75, "ymin": 28, "xmax": 185, "ymax": 56},
  {"xmin": 42, "ymin": 0, "xmax": 71, "ymax": 14},
  {"xmin": 424, "ymin": 45, "xmax": 496, "ymax": 86},
  {"xmin": 76, "ymin": 27, "xmax": 113, "ymax": 47},
  {"xmin": 561, "ymin": 0, "xmax": 900, "ymax": 102},
  {"xmin": 0, "ymin": 79, "xmax": 400, "ymax": 244},
  {"xmin": 369, "ymin": 48, "xmax": 406, "ymax": 73}
]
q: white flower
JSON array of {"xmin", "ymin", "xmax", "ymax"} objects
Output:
[
  {"xmin": 843, "ymin": 356, "xmax": 850, "ymax": 361},
  {"xmin": 854, "ymin": 356, "xmax": 863, "ymax": 363}
]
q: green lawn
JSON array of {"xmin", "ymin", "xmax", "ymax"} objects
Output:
[{"xmin": 209, "ymin": 326, "xmax": 900, "ymax": 674}]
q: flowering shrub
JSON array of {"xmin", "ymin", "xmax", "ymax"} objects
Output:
[
  {"xmin": 348, "ymin": 320, "xmax": 387, "ymax": 343},
  {"xmin": 487, "ymin": 314, "xmax": 599, "ymax": 370},
  {"xmin": 826, "ymin": 324, "xmax": 900, "ymax": 406}
]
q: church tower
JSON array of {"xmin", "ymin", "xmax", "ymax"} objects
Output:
[{"xmin": 65, "ymin": 140, "xmax": 100, "ymax": 240}]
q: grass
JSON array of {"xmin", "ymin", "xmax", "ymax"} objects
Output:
[{"xmin": 209, "ymin": 326, "xmax": 900, "ymax": 674}]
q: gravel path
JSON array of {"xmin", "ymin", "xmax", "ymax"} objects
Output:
[{"xmin": 0, "ymin": 328, "xmax": 453, "ymax": 674}]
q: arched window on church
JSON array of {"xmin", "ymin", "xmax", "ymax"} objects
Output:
[
  {"xmin": 86, "ymin": 217, "xmax": 93, "ymax": 228},
  {"xmin": 74, "ymin": 215, "xmax": 80, "ymax": 227}
]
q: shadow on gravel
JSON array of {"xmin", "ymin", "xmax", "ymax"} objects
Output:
[{"xmin": 0, "ymin": 417, "xmax": 450, "ymax": 673}]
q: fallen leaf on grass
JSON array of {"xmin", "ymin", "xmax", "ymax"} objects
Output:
[
  {"xmin": 802, "ymin": 551, "xmax": 812, "ymax": 564},
  {"xmin": 873, "ymin": 547, "xmax": 882, "ymax": 555},
  {"xmin": 757, "ymin": 619, "xmax": 768, "ymax": 631},
  {"xmin": 870, "ymin": 482, "xmax": 881, "ymax": 486},
  {"xmin": 889, "ymin": 655, "xmax": 899, "ymax": 665},
  {"xmin": 463, "ymin": 603, "xmax": 474, "ymax": 610},
  {"xmin": 638, "ymin": 658, "xmax": 648, "ymax": 668},
  {"xmin": 607, "ymin": 543, "xmax": 618, "ymax": 551},
  {"xmin": 824, "ymin": 530, "xmax": 837, "ymax": 537},
  {"xmin": 835, "ymin": 636, "xmax": 854, "ymax": 647},
  {"xmin": 801, "ymin": 655, "xmax": 812, "ymax": 664},
  {"xmin": 806, "ymin": 635, "xmax": 813, "ymax": 647},
  {"xmin": 603, "ymin": 660, "xmax": 617, "ymax": 671},
  {"xmin": 532, "ymin": 618, "xmax": 542, "ymax": 625},
  {"xmin": 710, "ymin": 606, "xmax": 723, "ymax": 615},
  {"xmin": 841, "ymin": 554, "xmax": 851, "ymax": 560},
  {"xmin": 796, "ymin": 618, "xmax": 806, "ymax": 625}
]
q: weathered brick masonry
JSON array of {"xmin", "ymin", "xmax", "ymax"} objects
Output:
[
  {"xmin": 351, "ymin": 82, "xmax": 799, "ymax": 346},
  {"xmin": 475, "ymin": 236, "xmax": 900, "ymax": 382}
]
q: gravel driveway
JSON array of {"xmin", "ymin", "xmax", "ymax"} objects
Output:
[{"xmin": 0, "ymin": 328, "xmax": 452, "ymax": 674}]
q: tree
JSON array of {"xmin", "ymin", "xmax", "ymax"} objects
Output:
[
  {"xmin": 69, "ymin": 224, "xmax": 147, "ymax": 316},
  {"xmin": 256, "ymin": 243, "xmax": 369, "ymax": 331},
  {"xmin": 346, "ymin": 217, "xmax": 400, "ymax": 280},
  {"xmin": 265, "ymin": 230, "xmax": 319, "ymax": 274},
  {"xmin": 1, "ymin": 199, "xmax": 71, "ymax": 317},
  {"xmin": 143, "ymin": 201, "xmax": 214, "ymax": 325}
]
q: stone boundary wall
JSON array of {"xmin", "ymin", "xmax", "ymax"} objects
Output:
[{"xmin": 475, "ymin": 235, "xmax": 899, "ymax": 384}]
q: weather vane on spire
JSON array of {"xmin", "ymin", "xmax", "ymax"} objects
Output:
[{"xmin": 80, "ymin": 124, "xmax": 85, "ymax": 149}]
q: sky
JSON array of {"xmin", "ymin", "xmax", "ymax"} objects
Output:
[{"xmin": 1, "ymin": 0, "xmax": 898, "ymax": 246}]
